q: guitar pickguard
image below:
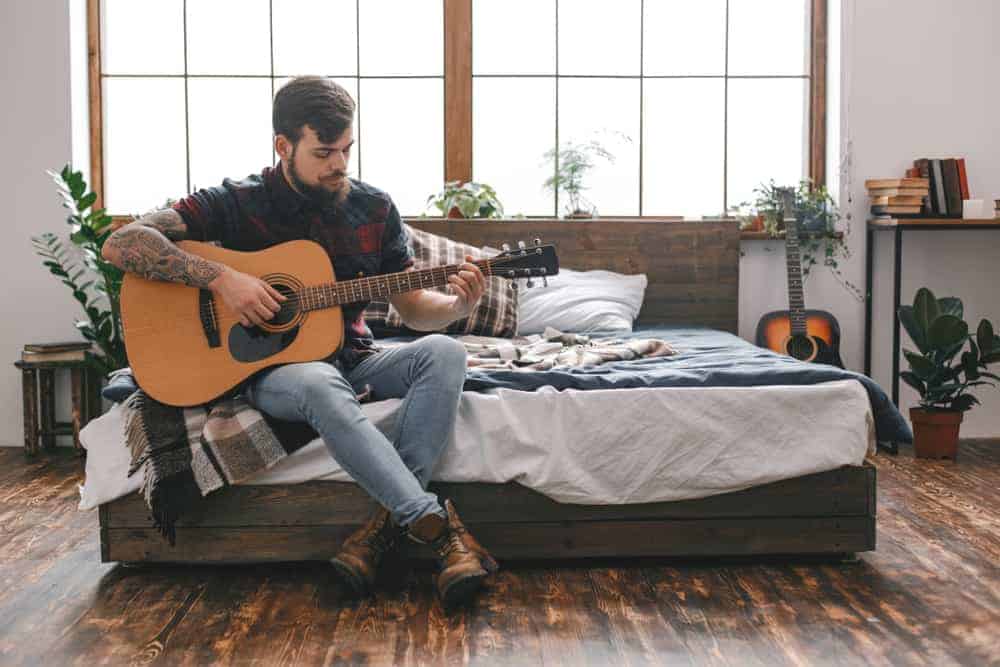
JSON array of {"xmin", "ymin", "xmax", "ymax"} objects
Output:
[{"xmin": 228, "ymin": 324, "xmax": 301, "ymax": 363}]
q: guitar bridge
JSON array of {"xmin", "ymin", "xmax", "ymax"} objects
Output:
[{"xmin": 199, "ymin": 289, "xmax": 221, "ymax": 348}]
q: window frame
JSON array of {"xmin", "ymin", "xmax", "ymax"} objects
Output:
[{"xmin": 87, "ymin": 0, "xmax": 826, "ymax": 217}]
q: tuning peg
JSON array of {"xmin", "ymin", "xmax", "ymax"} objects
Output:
[
  {"xmin": 501, "ymin": 243, "xmax": 511, "ymax": 252},
  {"xmin": 534, "ymin": 238, "xmax": 542, "ymax": 246},
  {"xmin": 517, "ymin": 240, "xmax": 526, "ymax": 250}
]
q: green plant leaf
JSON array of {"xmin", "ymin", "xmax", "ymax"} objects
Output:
[
  {"xmin": 900, "ymin": 371, "xmax": 926, "ymax": 396},
  {"xmin": 897, "ymin": 306, "xmax": 929, "ymax": 354},
  {"xmin": 950, "ymin": 394, "xmax": 979, "ymax": 411},
  {"xmin": 903, "ymin": 349, "xmax": 936, "ymax": 380},
  {"xmin": 981, "ymin": 351, "xmax": 1000, "ymax": 365},
  {"xmin": 913, "ymin": 287, "xmax": 939, "ymax": 334},
  {"xmin": 937, "ymin": 297, "xmax": 963, "ymax": 319},
  {"xmin": 962, "ymin": 351, "xmax": 980, "ymax": 380},
  {"xmin": 928, "ymin": 315, "xmax": 968, "ymax": 349},
  {"xmin": 977, "ymin": 319, "xmax": 995, "ymax": 354}
]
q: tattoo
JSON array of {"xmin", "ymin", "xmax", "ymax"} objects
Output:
[
  {"xmin": 106, "ymin": 210, "xmax": 222, "ymax": 288},
  {"xmin": 136, "ymin": 209, "xmax": 188, "ymax": 241}
]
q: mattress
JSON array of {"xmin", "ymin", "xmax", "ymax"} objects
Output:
[{"xmin": 79, "ymin": 379, "xmax": 875, "ymax": 511}]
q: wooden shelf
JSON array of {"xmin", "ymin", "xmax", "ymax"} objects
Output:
[
  {"xmin": 869, "ymin": 217, "xmax": 1000, "ymax": 229},
  {"xmin": 740, "ymin": 230, "xmax": 844, "ymax": 240}
]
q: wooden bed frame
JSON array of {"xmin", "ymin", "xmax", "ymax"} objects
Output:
[{"xmin": 99, "ymin": 219, "xmax": 876, "ymax": 564}]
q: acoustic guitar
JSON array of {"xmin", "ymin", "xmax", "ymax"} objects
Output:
[
  {"xmin": 754, "ymin": 188, "xmax": 844, "ymax": 368},
  {"xmin": 121, "ymin": 238, "xmax": 559, "ymax": 406}
]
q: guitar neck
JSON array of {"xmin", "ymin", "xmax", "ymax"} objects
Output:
[
  {"xmin": 785, "ymin": 218, "xmax": 808, "ymax": 336},
  {"xmin": 297, "ymin": 258, "xmax": 494, "ymax": 311}
]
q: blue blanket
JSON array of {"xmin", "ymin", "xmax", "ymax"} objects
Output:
[{"xmin": 462, "ymin": 326, "xmax": 911, "ymax": 444}]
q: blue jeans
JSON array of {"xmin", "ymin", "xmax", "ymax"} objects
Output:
[{"xmin": 244, "ymin": 334, "xmax": 467, "ymax": 528}]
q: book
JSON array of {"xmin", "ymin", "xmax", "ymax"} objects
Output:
[
  {"xmin": 21, "ymin": 349, "xmax": 89, "ymax": 363},
  {"xmin": 871, "ymin": 205, "xmax": 923, "ymax": 215},
  {"xmin": 23, "ymin": 341, "xmax": 92, "ymax": 353},
  {"xmin": 956, "ymin": 157, "xmax": 969, "ymax": 200},
  {"xmin": 941, "ymin": 158, "xmax": 963, "ymax": 217},
  {"xmin": 913, "ymin": 158, "xmax": 935, "ymax": 215},
  {"xmin": 931, "ymin": 159, "xmax": 948, "ymax": 216},
  {"xmin": 864, "ymin": 178, "xmax": 929, "ymax": 189},
  {"xmin": 870, "ymin": 196, "xmax": 925, "ymax": 206},
  {"xmin": 866, "ymin": 187, "xmax": 930, "ymax": 197}
]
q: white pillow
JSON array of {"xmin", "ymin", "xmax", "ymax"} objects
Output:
[{"xmin": 516, "ymin": 268, "xmax": 648, "ymax": 335}]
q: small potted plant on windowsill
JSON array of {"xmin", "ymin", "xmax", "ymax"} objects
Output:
[
  {"xmin": 898, "ymin": 287, "xmax": 1000, "ymax": 459},
  {"xmin": 542, "ymin": 137, "xmax": 625, "ymax": 219},
  {"xmin": 426, "ymin": 181, "xmax": 504, "ymax": 219}
]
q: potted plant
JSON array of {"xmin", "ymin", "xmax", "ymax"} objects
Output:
[
  {"xmin": 426, "ymin": 181, "xmax": 504, "ymax": 219},
  {"xmin": 542, "ymin": 137, "xmax": 623, "ymax": 218},
  {"xmin": 732, "ymin": 178, "xmax": 863, "ymax": 301},
  {"xmin": 898, "ymin": 287, "xmax": 1000, "ymax": 458},
  {"xmin": 31, "ymin": 165, "xmax": 127, "ymax": 378}
]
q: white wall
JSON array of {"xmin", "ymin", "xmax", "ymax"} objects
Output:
[
  {"xmin": 1, "ymin": 1, "xmax": 82, "ymax": 448},
  {"xmin": 2, "ymin": 0, "xmax": 998, "ymax": 446}
]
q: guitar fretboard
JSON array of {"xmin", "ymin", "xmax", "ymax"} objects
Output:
[
  {"xmin": 784, "ymin": 221, "xmax": 807, "ymax": 335},
  {"xmin": 296, "ymin": 259, "xmax": 494, "ymax": 311}
]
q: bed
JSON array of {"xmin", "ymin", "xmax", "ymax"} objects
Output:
[{"xmin": 89, "ymin": 219, "xmax": 891, "ymax": 564}]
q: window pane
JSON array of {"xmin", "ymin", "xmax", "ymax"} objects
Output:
[
  {"xmin": 186, "ymin": 0, "xmax": 270, "ymax": 75},
  {"xmin": 728, "ymin": 0, "xmax": 809, "ymax": 76},
  {"xmin": 359, "ymin": 0, "xmax": 442, "ymax": 76},
  {"xmin": 726, "ymin": 78, "xmax": 808, "ymax": 210},
  {"xmin": 474, "ymin": 78, "xmax": 555, "ymax": 216},
  {"xmin": 559, "ymin": 0, "xmax": 640, "ymax": 76},
  {"xmin": 643, "ymin": 1, "xmax": 726, "ymax": 76},
  {"xmin": 104, "ymin": 78, "xmax": 187, "ymax": 214},
  {"xmin": 473, "ymin": 0, "xmax": 555, "ymax": 75},
  {"xmin": 188, "ymin": 78, "xmax": 274, "ymax": 191},
  {"xmin": 358, "ymin": 79, "xmax": 443, "ymax": 215},
  {"xmin": 273, "ymin": 0, "xmax": 357, "ymax": 77},
  {"xmin": 102, "ymin": 0, "xmax": 184, "ymax": 75},
  {"xmin": 558, "ymin": 78, "xmax": 639, "ymax": 216},
  {"xmin": 643, "ymin": 79, "xmax": 725, "ymax": 217}
]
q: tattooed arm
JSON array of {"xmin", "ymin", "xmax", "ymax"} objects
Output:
[{"xmin": 102, "ymin": 209, "xmax": 285, "ymax": 327}]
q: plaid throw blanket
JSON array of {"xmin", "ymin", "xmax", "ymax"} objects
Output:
[
  {"xmin": 459, "ymin": 327, "xmax": 676, "ymax": 370},
  {"xmin": 122, "ymin": 389, "xmax": 321, "ymax": 544}
]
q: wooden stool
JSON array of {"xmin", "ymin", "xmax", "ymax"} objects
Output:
[{"xmin": 14, "ymin": 359, "xmax": 103, "ymax": 457}]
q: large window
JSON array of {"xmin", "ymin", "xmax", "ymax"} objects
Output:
[{"xmin": 89, "ymin": 0, "xmax": 824, "ymax": 218}]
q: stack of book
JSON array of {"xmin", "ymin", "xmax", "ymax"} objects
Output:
[
  {"xmin": 909, "ymin": 158, "xmax": 970, "ymax": 217},
  {"xmin": 866, "ymin": 178, "xmax": 930, "ymax": 219},
  {"xmin": 21, "ymin": 341, "xmax": 93, "ymax": 363}
]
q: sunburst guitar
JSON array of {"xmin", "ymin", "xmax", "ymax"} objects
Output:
[
  {"xmin": 753, "ymin": 187, "xmax": 844, "ymax": 368},
  {"xmin": 121, "ymin": 238, "xmax": 559, "ymax": 407}
]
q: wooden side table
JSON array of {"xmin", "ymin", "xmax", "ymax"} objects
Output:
[{"xmin": 14, "ymin": 359, "xmax": 103, "ymax": 457}]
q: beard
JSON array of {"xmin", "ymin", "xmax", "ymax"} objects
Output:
[{"xmin": 287, "ymin": 148, "xmax": 351, "ymax": 208}]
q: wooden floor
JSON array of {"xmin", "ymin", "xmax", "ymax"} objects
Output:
[{"xmin": 0, "ymin": 443, "xmax": 997, "ymax": 666}]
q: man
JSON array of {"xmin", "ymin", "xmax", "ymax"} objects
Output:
[{"xmin": 102, "ymin": 76, "xmax": 496, "ymax": 607}]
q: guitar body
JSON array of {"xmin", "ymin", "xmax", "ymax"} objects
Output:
[
  {"xmin": 755, "ymin": 309, "xmax": 845, "ymax": 368},
  {"xmin": 121, "ymin": 240, "xmax": 343, "ymax": 407}
]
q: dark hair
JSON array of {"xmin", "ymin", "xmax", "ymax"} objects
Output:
[{"xmin": 273, "ymin": 76, "xmax": 355, "ymax": 145}]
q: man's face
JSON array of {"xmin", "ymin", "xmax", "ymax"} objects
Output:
[{"xmin": 277, "ymin": 124, "xmax": 354, "ymax": 205}]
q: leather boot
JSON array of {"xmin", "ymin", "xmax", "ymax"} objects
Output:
[
  {"xmin": 406, "ymin": 499, "xmax": 490, "ymax": 607},
  {"xmin": 330, "ymin": 506, "xmax": 403, "ymax": 597}
]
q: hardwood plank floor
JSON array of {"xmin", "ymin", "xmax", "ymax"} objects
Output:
[{"xmin": 0, "ymin": 442, "xmax": 997, "ymax": 666}]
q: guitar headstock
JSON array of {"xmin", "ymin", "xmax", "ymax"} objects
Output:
[
  {"xmin": 490, "ymin": 239, "xmax": 559, "ymax": 288},
  {"xmin": 776, "ymin": 186, "xmax": 799, "ymax": 238}
]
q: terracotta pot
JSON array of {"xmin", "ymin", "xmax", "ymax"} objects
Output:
[
  {"xmin": 750, "ymin": 214, "xmax": 765, "ymax": 232},
  {"xmin": 909, "ymin": 407, "xmax": 963, "ymax": 459},
  {"xmin": 447, "ymin": 206, "xmax": 464, "ymax": 219}
]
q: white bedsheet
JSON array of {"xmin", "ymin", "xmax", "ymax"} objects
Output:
[{"xmin": 78, "ymin": 380, "xmax": 875, "ymax": 511}]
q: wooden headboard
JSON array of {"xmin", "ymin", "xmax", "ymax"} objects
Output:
[{"xmin": 406, "ymin": 218, "xmax": 740, "ymax": 332}]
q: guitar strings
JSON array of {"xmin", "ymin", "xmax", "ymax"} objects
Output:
[{"xmin": 134, "ymin": 253, "xmax": 543, "ymax": 330}]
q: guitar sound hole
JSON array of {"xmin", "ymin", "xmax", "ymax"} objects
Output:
[
  {"xmin": 786, "ymin": 335, "xmax": 815, "ymax": 361},
  {"xmin": 270, "ymin": 283, "xmax": 300, "ymax": 327}
]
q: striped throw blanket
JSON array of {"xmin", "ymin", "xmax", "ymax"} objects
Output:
[
  {"xmin": 459, "ymin": 327, "xmax": 676, "ymax": 370},
  {"xmin": 121, "ymin": 389, "xmax": 323, "ymax": 544}
]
